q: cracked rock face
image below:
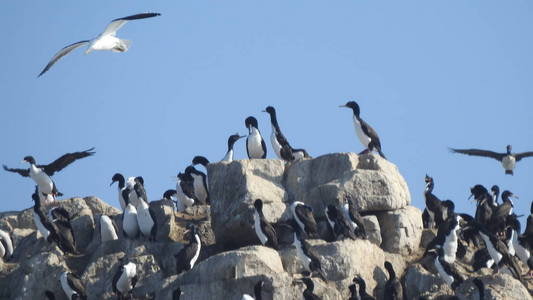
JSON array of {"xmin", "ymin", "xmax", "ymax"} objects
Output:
[{"xmin": 208, "ymin": 153, "xmax": 411, "ymax": 248}]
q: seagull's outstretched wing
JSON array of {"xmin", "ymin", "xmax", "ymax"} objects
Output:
[
  {"xmin": 101, "ymin": 13, "xmax": 161, "ymax": 37},
  {"xmin": 449, "ymin": 148, "xmax": 505, "ymax": 161},
  {"xmin": 2, "ymin": 165, "xmax": 30, "ymax": 177},
  {"xmin": 515, "ymin": 151, "xmax": 533, "ymax": 161},
  {"xmin": 40, "ymin": 147, "xmax": 95, "ymax": 176},
  {"xmin": 38, "ymin": 40, "xmax": 90, "ymax": 77}
]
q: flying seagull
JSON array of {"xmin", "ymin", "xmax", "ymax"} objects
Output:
[
  {"xmin": 450, "ymin": 145, "xmax": 533, "ymax": 175},
  {"xmin": 38, "ymin": 13, "xmax": 161, "ymax": 77}
]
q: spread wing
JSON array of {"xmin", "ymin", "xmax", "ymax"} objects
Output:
[
  {"xmin": 449, "ymin": 148, "xmax": 505, "ymax": 161},
  {"xmin": 515, "ymin": 152, "xmax": 533, "ymax": 161},
  {"xmin": 3, "ymin": 165, "xmax": 30, "ymax": 177},
  {"xmin": 38, "ymin": 40, "xmax": 90, "ymax": 77},
  {"xmin": 102, "ymin": 13, "xmax": 161, "ymax": 36},
  {"xmin": 40, "ymin": 147, "xmax": 95, "ymax": 176}
]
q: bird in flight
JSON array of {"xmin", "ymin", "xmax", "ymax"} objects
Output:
[
  {"xmin": 449, "ymin": 144, "xmax": 533, "ymax": 175},
  {"xmin": 38, "ymin": 13, "xmax": 161, "ymax": 77}
]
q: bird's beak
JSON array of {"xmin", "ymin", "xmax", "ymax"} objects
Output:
[
  {"xmin": 239, "ymin": 135, "xmax": 246, "ymax": 139},
  {"xmin": 109, "ymin": 181, "xmax": 114, "ymax": 187},
  {"xmin": 468, "ymin": 194, "xmax": 473, "ymax": 200},
  {"xmin": 261, "ymin": 110, "xmax": 266, "ymax": 112},
  {"xmin": 512, "ymin": 194, "xmax": 519, "ymax": 199},
  {"xmin": 339, "ymin": 104, "xmax": 347, "ymax": 108}
]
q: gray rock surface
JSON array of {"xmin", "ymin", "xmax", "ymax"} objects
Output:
[{"xmin": 376, "ymin": 205, "xmax": 423, "ymax": 255}]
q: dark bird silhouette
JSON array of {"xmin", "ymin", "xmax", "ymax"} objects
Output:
[
  {"xmin": 450, "ymin": 145, "xmax": 533, "ymax": 175},
  {"xmin": 384, "ymin": 261, "xmax": 403, "ymax": 300},
  {"xmin": 253, "ymin": 199, "xmax": 279, "ymax": 249},
  {"xmin": 352, "ymin": 276, "xmax": 376, "ymax": 300}
]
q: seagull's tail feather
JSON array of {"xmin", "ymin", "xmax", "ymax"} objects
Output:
[{"xmin": 113, "ymin": 39, "xmax": 131, "ymax": 53}]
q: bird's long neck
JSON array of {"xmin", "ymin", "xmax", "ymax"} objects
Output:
[
  {"xmin": 425, "ymin": 181, "xmax": 434, "ymax": 194},
  {"xmin": 387, "ymin": 267, "xmax": 396, "ymax": 279},
  {"xmin": 268, "ymin": 112, "xmax": 282, "ymax": 133},
  {"xmin": 254, "ymin": 284, "xmax": 262, "ymax": 300},
  {"xmin": 117, "ymin": 176, "xmax": 125, "ymax": 189}
]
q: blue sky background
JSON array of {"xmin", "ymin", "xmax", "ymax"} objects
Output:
[{"xmin": 1, "ymin": 2, "xmax": 532, "ymax": 224}]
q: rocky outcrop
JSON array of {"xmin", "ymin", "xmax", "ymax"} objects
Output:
[
  {"xmin": 208, "ymin": 153, "xmax": 411, "ymax": 248},
  {"xmin": 376, "ymin": 206, "xmax": 423, "ymax": 255}
]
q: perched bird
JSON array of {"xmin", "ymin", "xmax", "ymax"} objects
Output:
[
  {"xmin": 384, "ymin": 261, "xmax": 403, "ymax": 300},
  {"xmin": 110, "ymin": 173, "xmax": 127, "ymax": 209},
  {"xmin": 470, "ymin": 185, "xmax": 493, "ymax": 226},
  {"xmin": 348, "ymin": 281, "xmax": 360, "ymax": 300},
  {"xmin": 4, "ymin": 148, "xmax": 95, "ymax": 202},
  {"xmin": 472, "ymin": 248, "xmax": 495, "ymax": 272},
  {"xmin": 325, "ymin": 204, "xmax": 356, "ymax": 240},
  {"xmin": 175, "ymin": 224, "xmax": 201, "ymax": 274},
  {"xmin": 423, "ymin": 175, "xmax": 447, "ymax": 229},
  {"xmin": 241, "ymin": 280, "xmax": 264, "ymax": 300},
  {"xmin": 340, "ymin": 101, "xmax": 386, "ymax": 159},
  {"xmin": 134, "ymin": 181, "xmax": 156, "ymax": 240},
  {"xmin": 100, "ymin": 215, "xmax": 119, "ymax": 243},
  {"xmin": 162, "ymin": 189, "xmax": 178, "ymax": 209},
  {"xmin": 253, "ymin": 199, "xmax": 279, "ymax": 249},
  {"xmin": 47, "ymin": 206, "xmax": 72, "ymax": 223},
  {"xmin": 221, "ymin": 134, "xmax": 245, "ymax": 163},
  {"xmin": 424, "ymin": 215, "xmax": 462, "ymax": 264},
  {"xmin": 299, "ymin": 277, "xmax": 320, "ymax": 300},
  {"xmin": 113, "ymin": 261, "xmax": 138, "ymax": 300},
  {"xmin": 38, "ymin": 13, "xmax": 161, "ymax": 76},
  {"xmin": 490, "ymin": 185, "xmax": 500, "ymax": 207},
  {"xmin": 433, "ymin": 247, "xmax": 463, "ymax": 289},
  {"xmin": 191, "ymin": 156, "xmax": 210, "ymax": 170},
  {"xmin": 60, "ymin": 271, "xmax": 87, "ymax": 300},
  {"xmin": 290, "ymin": 201, "xmax": 318, "ymax": 238},
  {"xmin": 176, "ymin": 172, "xmax": 196, "ymax": 211},
  {"xmin": 473, "ymin": 278, "xmax": 485, "ymax": 300},
  {"xmin": 352, "ymin": 276, "xmax": 376, "ymax": 300},
  {"xmin": 449, "ymin": 145, "xmax": 533, "ymax": 175},
  {"xmin": 245, "ymin": 116, "xmax": 267, "ymax": 159},
  {"xmin": 477, "ymin": 225, "xmax": 522, "ymax": 280},
  {"xmin": 0, "ymin": 229, "xmax": 14, "ymax": 261},
  {"xmin": 263, "ymin": 106, "xmax": 309, "ymax": 161},
  {"xmin": 507, "ymin": 216, "xmax": 531, "ymax": 268},
  {"xmin": 292, "ymin": 229, "xmax": 326, "ymax": 280},
  {"xmin": 489, "ymin": 190, "xmax": 518, "ymax": 234},
  {"xmin": 121, "ymin": 188, "xmax": 140, "ymax": 239},
  {"xmin": 342, "ymin": 197, "xmax": 367, "ymax": 239},
  {"xmin": 185, "ymin": 166, "xmax": 209, "ymax": 205}
]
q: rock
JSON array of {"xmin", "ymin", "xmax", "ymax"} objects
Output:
[
  {"xmin": 208, "ymin": 153, "xmax": 411, "ymax": 248},
  {"xmin": 404, "ymin": 263, "xmax": 454, "ymax": 299},
  {"xmin": 149, "ymin": 200, "xmax": 178, "ymax": 242},
  {"xmin": 279, "ymin": 239, "xmax": 406, "ymax": 299},
  {"xmin": 376, "ymin": 206, "xmax": 423, "ymax": 255},
  {"xmin": 455, "ymin": 274, "xmax": 532, "ymax": 300},
  {"xmin": 362, "ymin": 215, "xmax": 381, "ymax": 246}
]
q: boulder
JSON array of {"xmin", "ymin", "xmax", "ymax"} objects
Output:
[
  {"xmin": 362, "ymin": 215, "xmax": 381, "ymax": 246},
  {"xmin": 376, "ymin": 206, "xmax": 422, "ymax": 255}
]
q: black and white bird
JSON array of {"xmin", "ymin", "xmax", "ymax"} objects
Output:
[
  {"xmin": 384, "ymin": 261, "xmax": 403, "ymax": 300},
  {"xmin": 192, "ymin": 156, "xmax": 210, "ymax": 169},
  {"xmin": 162, "ymin": 189, "xmax": 178, "ymax": 209},
  {"xmin": 185, "ymin": 166, "xmax": 209, "ymax": 205},
  {"xmin": 470, "ymin": 185, "xmax": 493, "ymax": 226},
  {"xmin": 253, "ymin": 199, "xmax": 279, "ymax": 249},
  {"xmin": 100, "ymin": 215, "xmax": 119, "ymax": 243},
  {"xmin": 0, "ymin": 229, "xmax": 14, "ymax": 261},
  {"xmin": 340, "ymin": 101, "xmax": 386, "ymax": 159},
  {"xmin": 60, "ymin": 271, "xmax": 87, "ymax": 300},
  {"xmin": 32, "ymin": 188, "xmax": 78, "ymax": 254},
  {"xmin": 433, "ymin": 247, "xmax": 463, "ymax": 289},
  {"xmin": 222, "ymin": 134, "xmax": 245, "ymax": 163},
  {"xmin": 133, "ymin": 181, "xmax": 156, "ymax": 240},
  {"xmin": 241, "ymin": 280, "xmax": 264, "ymax": 300},
  {"xmin": 422, "ymin": 175, "xmax": 447, "ymax": 229},
  {"xmin": 325, "ymin": 204, "xmax": 356, "ymax": 240},
  {"xmin": 477, "ymin": 225, "xmax": 522, "ymax": 279},
  {"xmin": 263, "ymin": 106, "xmax": 310, "ymax": 161},
  {"xmin": 299, "ymin": 277, "xmax": 320, "ymax": 300},
  {"xmin": 450, "ymin": 145, "xmax": 533, "ymax": 175},
  {"xmin": 292, "ymin": 229, "xmax": 326, "ymax": 280},
  {"xmin": 175, "ymin": 224, "xmax": 201, "ymax": 274},
  {"xmin": 290, "ymin": 201, "xmax": 319, "ymax": 238},
  {"xmin": 352, "ymin": 276, "xmax": 376, "ymax": 300},
  {"xmin": 491, "ymin": 185, "xmax": 500, "ymax": 207},
  {"xmin": 342, "ymin": 197, "xmax": 367, "ymax": 239},
  {"xmin": 176, "ymin": 172, "xmax": 196, "ymax": 211},
  {"xmin": 47, "ymin": 205, "xmax": 72, "ymax": 223},
  {"xmin": 38, "ymin": 13, "xmax": 161, "ymax": 76},
  {"xmin": 110, "ymin": 173, "xmax": 127, "ymax": 210},
  {"xmin": 121, "ymin": 188, "xmax": 140, "ymax": 239},
  {"xmin": 506, "ymin": 216, "xmax": 531, "ymax": 268},
  {"xmin": 112, "ymin": 261, "xmax": 138, "ymax": 300},
  {"xmin": 4, "ymin": 148, "xmax": 95, "ymax": 203},
  {"xmin": 490, "ymin": 190, "xmax": 518, "ymax": 234},
  {"xmin": 245, "ymin": 116, "xmax": 267, "ymax": 159},
  {"xmin": 425, "ymin": 215, "xmax": 462, "ymax": 264}
]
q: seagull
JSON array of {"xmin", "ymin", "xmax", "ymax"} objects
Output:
[
  {"xmin": 38, "ymin": 13, "xmax": 161, "ymax": 76},
  {"xmin": 449, "ymin": 145, "xmax": 533, "ymax": 175},
  {"xmin": 3, "ymin": 148, "xmax": 95, "ymax": 202}
]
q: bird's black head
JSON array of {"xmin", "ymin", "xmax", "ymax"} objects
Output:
[
  {"xmin": 110, "ymin": 173, "xmax": 125, "ymax": 187},
  {"xmin": 177, "ymin": 172, "xmax": 186, "ymax": 181},
  {"xmin": 192, "ymin": 156, "xmax": 210, "ymax": 166},
  {"xmin": 184, "ymin": 166, "xmax": 197, "ymax": 176},
  {"xmin": 384, "ymin": 261, "xmax": 395, "ymax": 275},
  {"xmin": 326, "ymin": 204, "xmax": 338, "ymax": 219},
  {"xmin": 491, "ymin": 185, "xmax": 500, "ymax": 196},
  {"xmin": 442, "ymin": 200, "xmax": 455, "ymax": 215},
  {"xmin": 501, "ymin": 190, "xmax": 517, "ymax": 201},
  {"xmin": 340, "ymin": 101, "xmax": 360, "ymax": 117},
  {"xmin": 424, "ymin": 174, "xmax": 433, "ymax": 184},
  {"xmin": 301, "ymin": 277, "xmax": 314, "ymax": 291},
  {"xmin": 245, "ymin": 116, "xmax": 259, "ymax": 129},
  {"xmin": 228, "ymin": 133, "xmax": 245, "ymax": 148},
  {"xmin": 134, "ymin": 176, "xmax": 144, "ymax": 186},
  {"xmin": 23, "ymin": 156, "xmax": 36, "ymax": 165},
  {"xmin": 263, "ymin": 106, "xmax": 276, "ymax": 115},
  {"xmin": 254, "ymin": 199, "xmax": 263, "ymax": 211},
  {"xmin": 163, "ymin": 189, "xmax": 177, "ymax": 200},
  {"xmin": 506, "ymin": 145, "xmax": 512, "ymax": 154},
  {"xmin": 470, "ymin": 184, "xmax": 488, "ymax": 200}
]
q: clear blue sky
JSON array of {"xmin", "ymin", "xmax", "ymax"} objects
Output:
[{"xmin": 2, "ymin": 2, "xmax": 532, "ymax": 224}]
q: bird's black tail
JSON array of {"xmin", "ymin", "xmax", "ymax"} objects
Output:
[{"xmin": 506, "ymin": 170, "xmax": 514, "ymax": 175}]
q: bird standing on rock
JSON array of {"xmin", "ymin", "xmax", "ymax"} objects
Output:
[
  {"xmin": 245, "ymin": 116, "xmax": 267, "ymax": 159},
  {"xmin": 175, "ymin": 224, "xmax": 201, "ymax": 274},
  {"xmin": 340, "ymin": 101, "xmax": 386, "ymax": 159},
  {"xmin": 253, "ymin": 199, "xmax": 279, "ymax": 249}
]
